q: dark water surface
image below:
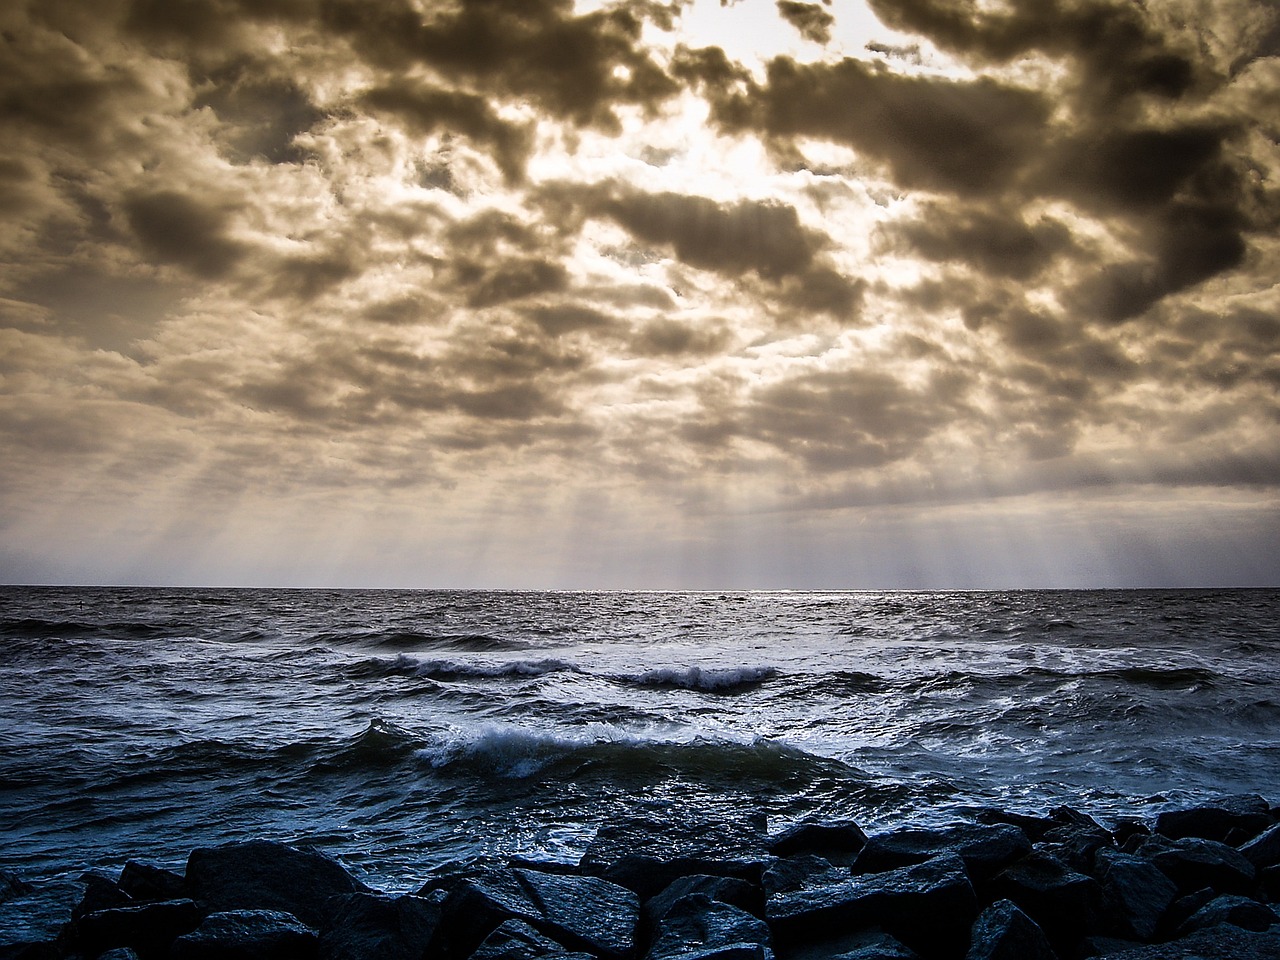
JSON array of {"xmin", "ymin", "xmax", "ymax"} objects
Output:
[{"xmin": 2, "ymin": 587, "xmax": 1278, "ymax": 891}]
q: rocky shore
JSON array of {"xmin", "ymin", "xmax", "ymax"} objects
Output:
[{"xmin": 4, "ymin": 796, "xmax": 1280, "ymax": 960}]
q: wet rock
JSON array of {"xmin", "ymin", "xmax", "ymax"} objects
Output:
[
  {"xmin": 1078, "ymin": 935, "xmax": 1140, "ymax": 957},
  {"xmin": 988, "ymin": 850, "xmax": 1107, "ymax": 951},
  {"xmin": 117, "ymin": 861, "xmax": 185, "ymax": 902},
  {"xmin": 169, "ymin": 908, "xmax": 317, "ymax": 959},
  {"xmin": 1136, "ymin": 835, "xmax": 1256, "ymax": 895},
  {"xmin": 317, "ymin": 892, "xmax": 442, "ymax": 960},
  {"xmin": 1175, "ymin": 893, "xmax": 1278, "ymax": 936},
  {"xmin": 1040, "ymin": 823, "xmax": 1115, "ymax": 875},
  {"xmin": 470, "ymin": 919, "xmax": 593, "ymax": 960},
  {"xmin": 72, "ymin": 898, "xmax": 204, "ymax": 959},
  {"xmin": 582, "ymin": 818, "xmax": 770, "ymax": 899},
  {"xmin": 767, "ymin": 852, "xmax": 976, "ymax": 957},
  {"xmin": 71, "ymin": 872, "xmax": 133, "ymax": 919},
  {"xmin": 1093, "ymin": 848, "xmax": 1178, "ymax": 942},
  {"xmin": 853, "ymin": 824, "xmax": 1031, "ymax": 880},
  {"xmin": 964, "ymin": 899, "xmax": 1056, "ymax": 960},
  {"xmin": 769, "ymin": 821, "xmax": 868, "ymax": 866},
  {"xmin": 442, "ymin": 866, "xmax": 639, "ymax": 960},
  {"xmin": 761, "ymin": 857, "xmax": 842, "ymax": 900},
  {"xmin": 1161, "ymin": 888, "xmax": 1216, "ymax": 936},
  {"xmin": 973, "ymin": 809, "xmax": 1056, "ymax": 842},
  {"xmin": 647, "ymin": 893, "xmax": 772, "ymax": 960},
  {"xmin": 1154, "ymin": 795, "xmax": 1272, "ymax": 844},
  {"xmin": 0, "ymin": 875, "xmax": 31, "ymax": 906},
  {"xmin": 1241, "ymin": 824, "xmax": 1280, "ymax": 871},
  {"xmin": 1087, "ymin": 923, "xmax": 1280, "ymax": 958},
  {"xmin": 645, "ymin": 875, "xmax": 763, "ymax": 930},
  {"xmin": 98, "ymin": 949, "xmax": 142, "ymax": 960},
  {"xmin": 185, "ymin": 839, "xmax": 369, "ymax": 928},
  {"xmin": 1108, "ymin": 820, "xmax": 1149, "ymax": 850},
  {"xmin": 1262, "ymin": 865, "xmax": 1280, "ymax": 903}
]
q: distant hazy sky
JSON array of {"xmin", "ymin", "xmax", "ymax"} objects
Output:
[{"xmin": 2, "ymin": 0, "xmax": 1279, "ymax": 588}]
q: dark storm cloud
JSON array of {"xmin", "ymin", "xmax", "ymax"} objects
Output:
[
  {"xmin": 193, "ymin": 65, "xmax": 325, "ymax": 165},
  {"xmin": 864, "ymin": 0, "xmax": 1204, "ymax": 105},
  {"xmin": 630, "ymin": 317, "xmax": 730, "ymax": 356},
  {"xmin": 892, "ymin": 204, "xmax": 1075, "ymax": 280},
  {"xmin": 123, "ymin": 190, "xmax": 248, "ymax": 279},
  {"xmin": 776, "ymin": 1, "xmax": 834, "ymax": 45},
  {"xmin": 681, "ymin": 52, "xmax": 1051, "ymax": 196}
]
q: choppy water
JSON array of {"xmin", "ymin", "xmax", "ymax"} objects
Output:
[{"xmin": 2, "ymin": 587, "xmax": 1279, "ymax": 891}]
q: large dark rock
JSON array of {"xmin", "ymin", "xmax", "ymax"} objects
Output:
[
  {"xmin": 169, "ymin": 909, "xmax": 318, "ymax": 959},
  {"xmin": 1241, "ymin": 824, "xmax": 1280, "ymax": 871},
  {"xmin": 72, "ymin": 899, "xmax": 204, "ymax": 959},
  {"xmin": 964, "ymin": 899, "xmax": 1056, "ymax": 960},
  {"xmin": 582, "ymin": 818, "xmax": 770, "ymax": 899},
  {"xmin": 645, "ymin": 875, "xmax": 763, "ymax": 930},
  {"xmin": 1093, "ymin": 848, "xmax": 1178, "ymax": 942},
  {"xmin": 442, "ymin": 867, "xmax": 639, "ymax": 960},
  {"xmin": 0, "ymin": 874, "xmax": 32, "ymax": 906},
  {"xmin": 317, "ymin": 892, "xmax": 442, "ymax": 960},
  {"xmin": 769, "ymin": 821, "xmax": 868, "ymax": 865},
  {"xmin": 185, "ymin": 839, "xmax": 369, "ymax": 928},
  {"xmin": 117, "ymin": 861, "xmax": 185, "ymax": 902},
  {"xmin": 1175, "ymin": 893, "xmax": 1279, "ymax": 936},
  {"xmin": 71, "ymin": 872, "xmax": 133, "ymax": 919},
  {"xmin": 853, "ymin": 824, "xmax": 1030, "ymax": 880},
  {"xmin": 988, "ymin": 850, "xmax": 1107, "ymax": 951},
  {"xmin": 766, "ymin": 852, "xmax": 977, "ymax": 956},
  {"xmin": 973, "ymin": 809, "xmax": 1056, "ymax": 842},
  {"xmin": 470, "ymin": 919, "xmax": 594, "ymax": 960},
  {"xmin": 1088, "ymin": 923, "xmax": 1280, "ymax": 958},
  {"xmin": 1135, "ymin": 835, "xmax": 1256, "ymax": 895},
  {"xmin": 646, "ymin": 893, "xmax": 772, "ymax": 960},
  {"xmin": 785, "ymin": 928, "xmax": 919, "ymax": 960},
  {"xmin": 1154, "ymin": 795, "xmax": 1272, "ymax": 844},
  {"xmin": 761, "ymin": 857, "xmax": 843, "ymax": 900}
]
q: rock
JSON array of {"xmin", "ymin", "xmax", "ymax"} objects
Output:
[
  {"xmin": 1108, "ymin": 820, "xmax": 1150, "ymax": 850},
  {"xmin": 1175, "ymin": 894, "xmax": 1278, "ymax": 936},
  {"xmin": 1161, "ymin": 888, "xmax": 1217, "ymax": 936},
  {"xmin": 185, "ymin": 839, "xmax": 368, "ymax": 928},
  {"xmin": 470, "ymin": 919, "xmax": 594, "ymax": 960},
  {"xmin": 964, "ymin": 899, "xmax": 1056, "ymax": 960},
  {"xmin": 170, "ymin": 909, "xmax": 318, "ymax": 959},
  {"xmin": 783, "ymin": 928, "xmax": 919, "ymax": 960},
  {"xmin": 853, "ymin": 824, "xmax": 1031, "ymax": 880},
  {"xmin": 581, "ymin": 818, "xmax": 770, "ymax": 899},
  {"xmin": 768, "ymin": 821, "xmax": 868, "ymax": 865},
  {"xmin": 1241, "ymin": 824, "xmax": 1280, "ymax": 871},
  {"xmin": 0, "ymin": 874, "xmax": 32, "ymax": 906},
  {"xmin": 761, "ymin": 857, "xmax": 842, "ymax": 900},
  {"xmin": 647, "ymin": 894, "xmax": 772, "ymax": 960},
  {"xmin": 98, "ymin": 949, "xmax": 142, "ymax": 960},
  {"xmin": 1263, "ymin": 865, "xmax": 1280, "ymax": 903},
  {"xmin": 973, "ymin": 809, "xmax": 1056, "ymax": 842},
  {"xmin": 1040, "ymin": 822, "xmax": 1115, "ymax": 874},
  {"xmin": 0, "ymin": 876, "xmax": 82, "ymax": 957},
  {"xmin": 645, "ymin": 875, "xmax": 763, "ymax": 930},
  {"xmin": 71, "ymin": 872, "xmax": 133, "ymax": 919},
  {"xmin": 442, "ymin": 867, "xmax": 639, "ymax": 960},
  {"xmin": 1093, "ymin": 848, "xmax": 1178, "ymax": 942},
  {"xmin": 72, "ymin": 899, "xmax": 204, "ymax": 959},
  {"xmin": 118, "ymin": 861, "xmax": 185, "ymax": 902},
  {"xmin": 988, "ymin": 850, "xmax": 1107, "ymax": 951},
  {"xmin": 1154, "ymin": 795, "xmax": 1272, "ymax": 844},
  {"xmin": 766, "ymin": 852, "xmax": 977, "ymax": 957},
  {"xmin": 1087, "ymin": 923, "xmax": 1280, "ymax": 958},
  {"xmin": 1136, "ymin": 835, "xmax": 1256, "ymax": 895},
  {"xmin": 1078, "ymin": 935, "xmax": 1141, "ymax": 957},
  {"xmin": 317, "ymin": 892, "xmax": 442, "ymax": 960}
]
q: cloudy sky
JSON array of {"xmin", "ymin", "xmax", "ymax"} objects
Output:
[{"xmin": 2, "ymin": 0, "xmax": 1278, "ymax": 588}]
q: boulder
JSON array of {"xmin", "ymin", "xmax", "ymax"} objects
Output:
[
  {"xmin": 581, "ymin": 818, "xmax": 770, "ymax": 899},
  {"xmin": 769, "ymin": 821, "xmax": 868, "ymax": 865},
  {"xmin": 1086, "ymin": 923, "xmax": 1280, "ymax": 958},
  {"xmin": 470, "ymin": 919, "xmax": 594, "ymax": 960},
  {"xmin": 1175, "ymin": 894, "xmax": 1278, "ymax": 936},
  {"xmin": 1093, "ymin": 849, "xmax": 1178, "ymax": 942},
  {"xmin": 442, "ymin": 867, "xmax": 639, "ymax": 960},
  {"xmin": 71, "ymin": 899, "xmax": 204, "ymax": 959},
  {"xmin": 646, "ymin": 894, "xmax": 772, "ymax": 960},
  {"xmin": 0, "ymin": 874, "xmax": 32, "ymax": 906},
  {"xmin": 1154, "ymin": 795, "xmax": 1272, "ymax": 844},
  {"xmin": 761, "ymin": 857, "xmax": 842, "ymax": 900},
  {"xmin": 766, "ymin": 852, "xmax": 977, "ymax": 956},
  {"xmin": 185, "ymin": 839, "xmax": 369, "ymax": 928},
  {"xmin": 964, "ymin": 899, "xmax": 1056, "ymax": 960},
  {"xmin": 117, "ymin": 861, "xmax": 185, "ymax": 902},
  {"xmin": 973, "ymin": 809, "xmax": 1056, "ymax": 842},
  {"xmin": 988, "ymin": 850, "xmax": 1107, "ymax": 951},
  {"xmin": 98, "ymin": 950, "xmax": 142, "ymax": 960},
  {"xmin": 169, "ymin": 909, "xmax": 317, "ymax": 959},
  {"xmin": 1241, "ymin": 824, "xmax": 1280, "ymax": 871},
  {"xmin": 784, "ymin": 928, "xmax": 918, "ymax": 960},
  {"xmin": 644, "ymin": 876, "xmax": 763, "ymax": 930},
  {"xmin": 853, "ymin": 824, "xmax": 1030, "ymax": 880},
  {"xmin": 1135, "ymin": 836, "xmax": 1256, "ymax": 895},
  {"xmin": 317, "ymin": 892, "xmax": 442, "ymax": 960},
  {"xmin": 71, "ymin": 873, "xmax": 133, "ymax": 919}
]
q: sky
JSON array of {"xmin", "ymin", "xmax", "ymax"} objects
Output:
[{"xmin": 1, "ymin": 0, "xmax": 1279, "ymax": 589}]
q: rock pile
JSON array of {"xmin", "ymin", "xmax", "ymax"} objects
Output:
[{"xmin": 4, "ymin": 796, "xmax": 1280, "ymax": 959}]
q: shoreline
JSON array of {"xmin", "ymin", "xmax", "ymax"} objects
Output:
[{"xmin": 3, "ymin": 795, "xmax": 1280, "ymax": 959}]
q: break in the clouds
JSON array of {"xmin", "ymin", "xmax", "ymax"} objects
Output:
[{"xmin": 0, "ymin": 0, "xmax": 1278, "ymax": 588}]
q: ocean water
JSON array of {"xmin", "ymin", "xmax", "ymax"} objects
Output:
[{"xmin": 2, "ymin": 587, "xmax": 1279, "ymax": 893}]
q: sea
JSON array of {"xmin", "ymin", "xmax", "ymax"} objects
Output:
[{"xmin": 2, "ymin": 587, "xmax": 1279, "ymax": 900}]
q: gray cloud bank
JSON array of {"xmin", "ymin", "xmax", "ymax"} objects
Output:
[{"xmin": 1, "ymin": 0, "xmax": 1278, "ymax": 587}]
